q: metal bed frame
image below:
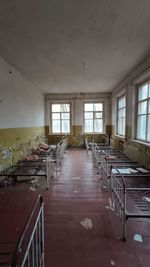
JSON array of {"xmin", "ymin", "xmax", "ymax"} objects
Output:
[
  {"xmin": 0, "ymin": 151, "xmax": 54, "ymax": 190},
  {"xmin": 0, "ymin": 137, "xmax": 68, "ymax": 189},
  {"xmin": 100, "ymin": 150, "xmax": 138, "ymax": 189},
  {"xmin": 110, "ymin": 166, "xmax": 150, "ymax": 241},
  {"xmin": 11, "ymin": 195, "xmax": 44, "ymax": 267}
]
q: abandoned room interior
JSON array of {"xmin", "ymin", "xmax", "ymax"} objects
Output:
[{"xmin": 0, "ymin": 0, "xmax": 150, "ymax": 266}]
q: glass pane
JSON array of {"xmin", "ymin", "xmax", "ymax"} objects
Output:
[
  {"xmin": 147, "ymin": 115, "xmax": 150, "ymax": 141},
  {"xmin": 60, "ymin": 104, "xmax": 70, "ymax": 112},
  {"xmin": 149, "ymin": 83, "xmax": 150, "ymax": 97},
  {"xmin": 122, "ymin": 107, "xmax": 126, "ymax": 117},
  {"xmin": 138, "ymin": 101, "xmax": 147, "ymax": 115},
  {"xmin": 94, "ymin": 103, "xmax": 103, "ymax": 111},
  {"xmin": 94, "ymin": 119, "xmax": 103, "ymax": 132},
  {"xmin": 122, "ymin": 97, "xmax": 126, "ymax": 107},
  {"xmin": 148, "ymin": 100, "xmax": 150, "ymax": 113},
  {"xmin": 118, "ymin": 109, "xmax": 123, "ymax": 118},
  {"xmin": 118, "ymin": 96, "xmax": 126, "ymax": 108},
  {"xmin": 137, "ymin": 115, "xmax": 146, "ymax": 140},
  {"xmin": 61, "ymin": 113, "xmax": 70, "ymax": 119},
  {"xmin": 139, "ymin": 83, "xmax": 148, "ymax": 100},
  {"xmin": 84, "ymin": 103, "xmax": 93, "ymax": 111},
  {"xmin": 52, "ymin": 104, "xmax": 60, "ymax": 112},
  {"xmin": 94, "ymin": 112, "xmax": 102, "ymax": 118},
  {"xmin": 122, "ymin": 117, "xmax": 125, "ymax": 135},
  {"xmin": 52, "ymin": 120, "xmax": 60, "ymax": 133},
  {"xmin": 52, "ymin": 113, "xmax": 60, "ymax": 119},
  {"xmin": 118, "ymin": 118, "xmax": 123, "ymax": 135},
  {"xmin": 85, "ymin": 112, "xmax": 93, "ymax": 119},
  {"xmin": 85, "ymin": 120, "xmax": 93, "ymax": 132},
  {"xmin": 62, "ymin": 120, "xmax": 70, "ymax": 133},
  {"xmin": 118, "ymin": 99, "xmax": 122, "ymax": 108}
]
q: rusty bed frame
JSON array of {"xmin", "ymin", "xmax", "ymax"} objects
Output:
[{"xmin": 110, "ymin": 166, "xmax": 150, "ymax": 241}]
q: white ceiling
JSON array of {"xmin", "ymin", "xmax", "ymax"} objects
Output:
[{"xmin": 0, "ymin": 0, "xmax": 150, "ymax": 93}]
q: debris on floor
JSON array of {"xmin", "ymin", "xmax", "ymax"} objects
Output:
[
  {"xmin": 72, "ymin": 176, "xmax": 80, "ymax": 180},
  {"xmin": 134, "ymin": 234, "xmax": 143, "ymax": 242},
  {"xmin": 143, "ymin": 196, "xmax": 150, "ymax": 203},
  {"xmin": 80, "ymin": 218, "xmax": 93, "ymax": 229},
  {"xmin": 30, "ymin": 178, "xmax": 41, "ymax": 188},
  {"xmin": 110, "ymin": 259, "xmax": 116, "ymax": 266},
  {"xmin": 29, "ymin": 186, "xmax": 36, "ymax": 191},
  {"xmin": 105, "ymin": 198, "xmax": 114, "ymax": 211},
  {"xmin": 74, "ymin": 190, "xmax": 79, "ymax": 193}
]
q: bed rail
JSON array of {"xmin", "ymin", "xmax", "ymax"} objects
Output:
[
  {"xmin": 110, "ymin": 166, "xmax": 126, "ymax": 240},
  {"xmin": 11, "ymin": 195, "xmax": 44, "ymax": 267},
  {"xmin": 111, "ymin": 166, "xmax": 150, "ymax": 241}
]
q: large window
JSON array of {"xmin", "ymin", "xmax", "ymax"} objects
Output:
[
  {"xmin": 51, "ymin": 103, "xmax": 71, "ymax": 134},
  {"xmin": 117, "ymin": 95, "xmax": 126, "ymax": 136},
  {"xmin": 84, "ymin": 103, "xmax": 103, "ymax": 133},
  {"xmin": 137, "ymin": 81, "xmax": 150, "ymax": 142}
]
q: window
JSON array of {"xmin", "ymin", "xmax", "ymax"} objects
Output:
[
  {"xmin": 51, "ymin": 103, "xmax": 71, "ymax": 134},
  {"xmin": 84, "ymin": 103, "xmax": 103, "ymax": 133},
  {"xmin": 137, "ymin": 81, "xmax": 150, "ymax": 142},
  {"xmin": 117, "ymin": 95, "xmax": 126, "ymax": 136}
]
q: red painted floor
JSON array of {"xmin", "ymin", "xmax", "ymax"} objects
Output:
[
  {"xmin": 0, "ymin": 149, "xmax": 150, "ymax": 266},
  {"xmin": 43, "ymin": 149, "xmax": 150, "ymax": 267}
]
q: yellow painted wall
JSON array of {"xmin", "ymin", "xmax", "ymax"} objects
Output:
[
  {"xmin": 45, "ymin": 125, "xmax": 111, "ymax": 148},
  {"xmin": 0, "ymin": 127, "xmax": 45, "ymax": 171}
]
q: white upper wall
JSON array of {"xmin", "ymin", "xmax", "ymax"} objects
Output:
[{"xmin": 0, "ymin": 56, "xmax": 44, "ymax": 129}]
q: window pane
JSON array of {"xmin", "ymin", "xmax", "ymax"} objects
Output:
[
  {"xmin": 122, "ymin": 108, "xmax": 126, "ymax": 117},
  {"xmin": 62, "ymin": 120, "xmax": 70, "ymax": 133},
  {"xmin": 148, "ymin": 115, "xmax": 150, "ymax": 141},
  {"xmin": 94, "ymin": 112, "xmax": 102, "ymax": 118},
  {"xmin": 94, "ymin": 103, "xmax": 103, "ymax": 111},
  {"xmin": 85, "ymin": 120, "xmax": 93, "ymax": 132},
  {"xmin": 148, "ymin": 100, "xmax": 150, "ymax": 113},
  {"xmin": 122, "ymin": 97, "xmax": 126, "ymax": 107},
  {"xmin": 138, "ymin": 101, "xmax": 147, "ymax": 115},
  {"xmin": 52, "ymin": 104, "xmax": 60, "ymax": 112},
  {"xmin": 94, "ymin": 119, "xmax": 103, "ymax": 132},
  {"xmin": 137, "ymin": 115, "xmax": 146, "ymax": 139},
  {"xmin": 52, "ymin": 120, "xmax": 60, "ymax": 133},
  {"xmin": 60, "ymin": 104, "xmax": 70, "ymax": 112},
  {"xmin": 61, "ymin": 113, "xmax": 69, "ymax": 119},
  {"xmin": 85, "ymin": 112, "xmax": 93, "ymax": 119},
  {"xmin": 122, "ymin": 117, "xmax": 125, "ymax": 135},
  {"xmin": 118, "ymin": 118, "xmax": 123, "ymax": 135},
  {"xmin": 52, "ymin": 113, "xmax": 60, "ymax": 119},
  {"xmin": 139, "ymin": 84, "xmax": 148, "ymax": 100},
  {"xmin": 118, "ymin": 109, "xmax": 123, "ymax": 118},
  {"xmin": 84, "ymin": 103, "xmax": 93, "ymax": 111}
]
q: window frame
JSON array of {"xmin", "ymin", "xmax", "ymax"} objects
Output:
[
  {"xmin": 83, "ymin": 101, "xmax": 104, "ymax": 134},
  {"xmin": 136, "ymin": 80, "xmax": 150, "ymax": 143},
  {"xmin": 117, "ymin": 94, "xmax": 126, "ymax": 137},
  {"xmin": 50, "ymin": 102, "xmax": 72, "ymax": 135}
]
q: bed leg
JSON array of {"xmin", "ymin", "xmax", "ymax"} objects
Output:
[{"xmin": 122, "ymin": 216, "xmax": 126, "ymax": 241}]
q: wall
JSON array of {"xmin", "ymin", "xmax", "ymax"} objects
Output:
[
  {"xmin": 45, "ymin": 93, "xmax": 111, "ymax": 147},
  {"xmin": 0, "ymin": 56, "xmax": 45, "ymax": 171},
  {"xmin": 111, "ymin": 55, "xmax": 150, "ymax": 168}
]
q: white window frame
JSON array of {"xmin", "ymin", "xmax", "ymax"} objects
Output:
[
  {"xmin": 83, "ymin": 102, "xmax": 104, "ymax": 133},
  {"xmin": 117, "ymin": 95, "xmax": 126, "ymax": 137},
  {"xmin": 50, "ymin": 102, "xmax": 72, "ymax": 135},
  {"xmin": 136, "ymin": 80, "xmax": 150, "ymax": 143}
]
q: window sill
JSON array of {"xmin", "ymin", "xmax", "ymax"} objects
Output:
[
  {"xmin": 132, "ymin": 139, "xmax": 150, "ymax": 148},
  {"xmin": 115, "ymin": 135, "xmax": 126, "ymax": 141},
  {"xmin": 82, "ymin": 132, "xmax": 106, "ymax": 135}
]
